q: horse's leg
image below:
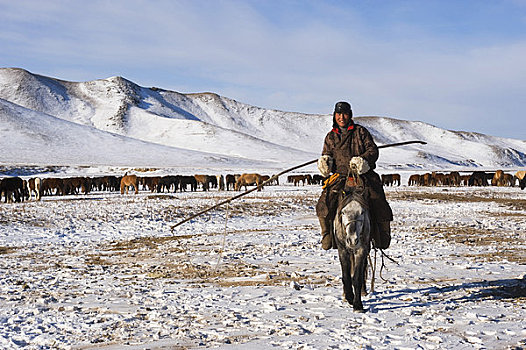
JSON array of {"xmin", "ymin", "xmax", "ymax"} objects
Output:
[
  {"xmin": 352, "ymin": 249, "xmax": 368, "ymax": 312},
  {"xmin": 15, "ymin": 188, "xmax": 21, "ymax": 202},
  {"xmin": 337, "ymin": 248, "xmax": 354, "ymax": 305}
]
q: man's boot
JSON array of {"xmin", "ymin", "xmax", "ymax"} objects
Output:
[
  {"xmin": 376, "ymin": 221, "xmax": 391, "ymax": 249},
  {"xmin": 318, "ymin": 217, "xmax": 333, "ymax": 250}
]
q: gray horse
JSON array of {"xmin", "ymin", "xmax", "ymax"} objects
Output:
[{"xmin": 333, "ymin": 177, "xmax": 371, "ymax": 312}]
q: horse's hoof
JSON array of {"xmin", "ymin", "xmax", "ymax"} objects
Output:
[
  {"xmin": 353, "ymin": 304, "xmax": 366, "ymax": 313},
  {"xmin": 343, "ymin": 297, "xmax": 353, "ymax": 305}
]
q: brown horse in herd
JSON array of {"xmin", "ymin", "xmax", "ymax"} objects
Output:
[
  {"xmin": 235, "ymin": 173, "xmax": 264, "ymax": 191},
  {"xmin": 492, "ymin": 170, "xmax": 515, "ymax": 187},
  {"xmin": 193, "ymin": 175, "xmax": 215, "ymax": 191},
  {"xmin": 381, "ymin": 174, "xmax": 401, "ymax": 186},
  {"xmin": 0, "ymin": 177, "xmax": 25, "ymax": 203},
  {"xmin": 287, "ymin": 174, "xmax": 312, "ymax": 186},
  {"xmin": 27, "ymin": 177, "xmax": 42, "ymax": 201},
  {"xmin": 120, "ymin": 174, "xmax": 139, "ymax": 194}
]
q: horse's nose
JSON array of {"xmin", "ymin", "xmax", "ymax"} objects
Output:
[{"xmin": 346, "ymin": 235, "xmax": 358, "ymax": 247}]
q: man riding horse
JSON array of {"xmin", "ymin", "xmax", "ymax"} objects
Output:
[{"xmin": 316, "ymin": 101, "xmax": 393, "ymax": 250}]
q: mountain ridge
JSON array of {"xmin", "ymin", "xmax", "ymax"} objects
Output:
[{"xmin": 1, "ymin": 67, "xmax": 525, "ymax": 171}]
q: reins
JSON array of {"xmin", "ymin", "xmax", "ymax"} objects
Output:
[{"xmin": 369, "ymin": 247, "xmax": 400, "ymax": 291}]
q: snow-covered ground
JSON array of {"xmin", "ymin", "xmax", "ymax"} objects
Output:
[
  {"xmin": 2, "ymin": 67, "xmax": 525, "ymax": 349},
  {"xmin": 1, "ymin": 182, "xmax": 524, "ymax": 349}
]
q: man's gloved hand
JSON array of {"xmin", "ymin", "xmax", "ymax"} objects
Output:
[
  {"xmin": 317, "ymin": 155, "xmax": 333, "ymax": 177},
  {"xmin": 349, "ymin": 156, "xmax": 370, "ymax": 175}
]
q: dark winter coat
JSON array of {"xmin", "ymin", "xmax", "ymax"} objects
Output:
[
  {"xmin": 322, "ymin": 122, "xmax": 379, "ymax": 175},
  {"xmin": 316, "ymin": 120, "xmax": 393, "ymax": 223}
]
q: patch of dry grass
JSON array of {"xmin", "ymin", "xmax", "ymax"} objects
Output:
[
  {"xmin": 88, "ymin": 233, "xmax": 334, "ymax": 287},
  {"xmin": 387, "ymin": 190, "xmax": 526, "ymax": 210},
  {"xmin": 419, "ymin": 226, "xmax": 525, "ymax": 263},
  {"xmin": 0, "ymin": 246, "xmax": 16, "ymax": 255},
  {"xmin": 391, "ymin": 189, "xmax": 526, "ymax": 264}
]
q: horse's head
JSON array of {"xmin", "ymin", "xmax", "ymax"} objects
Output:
[{"xmin": 337, "ymin": 198, "xmax": 370, "ymax": 250}]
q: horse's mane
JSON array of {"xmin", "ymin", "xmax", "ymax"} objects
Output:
[{"xmin": 337, "ymin": 184, "xmax": 369, "ymax": 214}]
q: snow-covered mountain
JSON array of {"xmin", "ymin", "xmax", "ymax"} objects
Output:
[
  {"xmin": 1, "ymin": 67, "xmax": 525, "ymax": 172},
  {"xmin": 0, "ymin": 98, "xmax": 275, "ymax": 170}
]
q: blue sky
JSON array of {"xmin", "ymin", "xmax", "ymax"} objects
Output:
[{"xmin": 1, "ymin": 0, "xmax": 525, "ymax": 139}]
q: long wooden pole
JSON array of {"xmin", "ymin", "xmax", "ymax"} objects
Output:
[{"xmin": 170, "ymin": 140, "xmax": 426, "ymax": 232}]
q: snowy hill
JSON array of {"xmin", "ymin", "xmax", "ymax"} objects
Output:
[
  {"xmin": 0, "ymin": 98, "xmax": 275, "ymax": 172},
  {"xmin": 1, "ymin": 67, "xmax": 525, "ymax": 172}
]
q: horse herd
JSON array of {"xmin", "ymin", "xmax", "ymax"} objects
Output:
[
  {"xmin": 1, "ymin": 169, "xmax": 525, "ymax": 203},
  {"xmin": 286, "ymin": 174, "xmax": 324, "ymax": 186},
  {"xmin": 384, "ymin": 170, "xmax": 526, "ymax": 188},
  {"xmin": 0, "ymin": 172, "xmax": 280, "ymax": 203}
]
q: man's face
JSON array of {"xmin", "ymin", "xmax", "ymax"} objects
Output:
[{"xmin": 335, "ymin": 112, "xmax": 351, "ymax": 128}]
